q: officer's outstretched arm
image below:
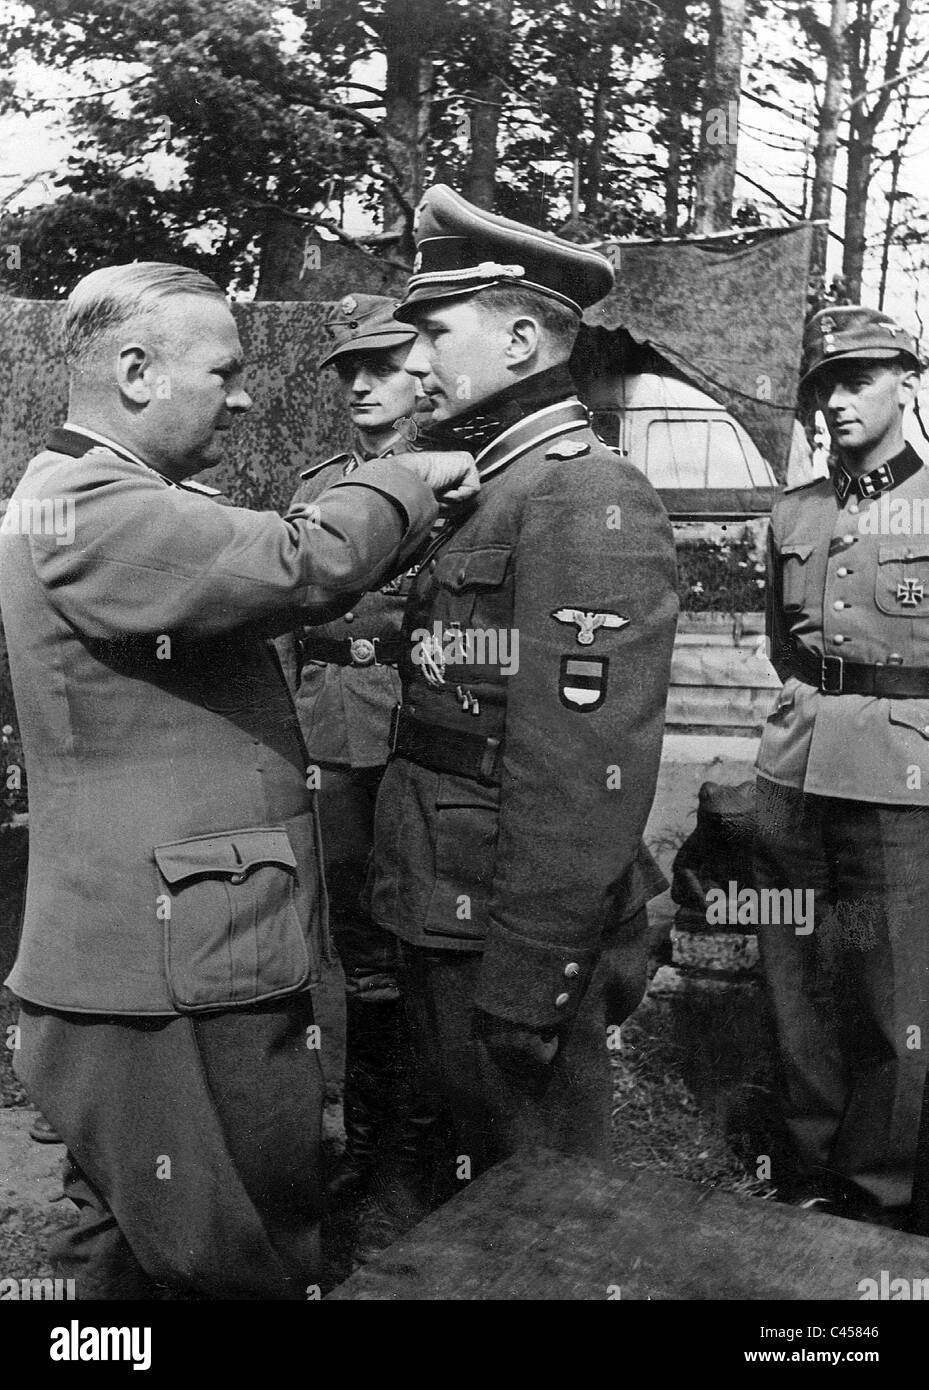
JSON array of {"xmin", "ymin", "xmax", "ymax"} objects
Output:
[{"xmin": 30, "ymin": 453, "xmax": 441, "ymax": 641}]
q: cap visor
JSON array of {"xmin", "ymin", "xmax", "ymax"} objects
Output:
[
  {"xmin": 801, "ymin": 347, "xmax": 911, "ymax": 387},
  {"xmin": 393, "ymin": 284, "xmax": 493, "ymax": 322},
  {"xmin": 319, "ymin": 328, "xmax": 416, "ymax": 369}
]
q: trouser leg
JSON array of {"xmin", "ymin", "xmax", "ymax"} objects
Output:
[
  {"xmin": 51, "ymin": 1154, "xmax": 161, "ymax": 1300},
  {"xmin": 754, "ymin": 778, "xmax": 846, "ymax": 1187},
  {"xmin": 754, "ymin": 778, "xmax": 929, "ymax": 1209},
  {"xmin": 826, "ymin": 802, "xmax": 929, "ymax": 1209},
  {"xmin": 15, "ymin": 995, "xmax": 323, "ymax": 1299}
]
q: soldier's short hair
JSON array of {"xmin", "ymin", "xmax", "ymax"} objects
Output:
[
  {"xmin": 64, "ymin": 262, "xmax": 225, "ymax": 370},
  {"xmin": 475, "ymin": 284, "xmax": 580, "ymax": 357}
]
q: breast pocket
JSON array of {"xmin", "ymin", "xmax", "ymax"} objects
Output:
[
  {"xmin": 876, "ymin": 545, "xmax": 929, "ymax": 617},
  {"xmin": 154, "ymin": 826, "xmax": 310, "ymax": 1012},
  {"xmin": 779, "ymin": 542, "xmax": 815, "ymax": 612},
  {"xmin": 434, "ymin": 547, "xmax": 513, "ymax": 631},
  {"xmin": 425, "ymin": 773, "xmax": 501, "ymax": 941}
]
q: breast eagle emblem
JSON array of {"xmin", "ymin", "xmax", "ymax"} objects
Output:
[{"xmin": 551, "ymin": 608, "xmax": 629, "ymax": 646}]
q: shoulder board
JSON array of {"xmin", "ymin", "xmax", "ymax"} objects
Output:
[
  {"xmin": 178, "ymin": 478, "xmax": 224, "ymax": 497},
  {"xmin": 783, "ymin": 474, "xmax": 829, "ymax": 494},
  {"xmin": 300, "ymin": 452, "xmax": 352, "ymax": 481},
  {"xmin": 545, "ymin": 437, "xmax": 591, "ymax": 460}
]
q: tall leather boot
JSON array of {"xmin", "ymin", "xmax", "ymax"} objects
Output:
[{"xmin": 328, "ymin": 997, "xmax": 399, "ymax": 1208}]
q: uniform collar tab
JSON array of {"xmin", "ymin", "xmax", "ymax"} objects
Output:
[{"xmin": 832, "ymin": 444, "xmax": 923, "ymax": 503}]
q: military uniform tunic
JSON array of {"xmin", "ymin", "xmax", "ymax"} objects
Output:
[
  {"xmin": 759, "ymin": 443, "xmax": 929, "ymax": 802},
  {"xmin": 280, "ymin": 447, "xmax": 414, "ymax": 769},
  {"xmin": 369, "ymin": 384, "xmax": 678, "ymax": 1167}
]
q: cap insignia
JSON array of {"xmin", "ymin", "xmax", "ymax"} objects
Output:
[{"xmin": 475, "ymin": 261, "xmax": 526, "ymax": 279}]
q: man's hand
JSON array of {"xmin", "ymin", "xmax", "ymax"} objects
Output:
[
  {"xmin": 391, "ymin": 450, "xmax": 480, "ymax": 504},
  {"xmin": 481, "ymin": 1016, "xmax": 560, "ymax": 1073}
]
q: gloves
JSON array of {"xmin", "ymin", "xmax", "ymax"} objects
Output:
[{"xmin": 480, "ymin": 1015, "xmax": 560, "ymax": 1075}]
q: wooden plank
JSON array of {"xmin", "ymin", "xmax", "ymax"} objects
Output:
[
  {"xmin": 666, "ymin": 687, "xmax": 775, "ymax": 728},
  {"xmin": 326, "ymin": 1149, "xmax": 929, "ymax": 1301},
  {"xmin": 676, "ymin": 612, "xmax": 766, "ymax": 638},
  {"xmin": 671, "ymin": 645, "xmax": 780, "ymax": 688}
]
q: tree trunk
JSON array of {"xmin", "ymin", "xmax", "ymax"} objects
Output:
[
  {"xmin": 462, "ymin": 0, "xmax": 513, "ymax": 209},
  {"xmin": 842, "ymin": 0, "xmax": 911, "ymax": 301},
  {"xmin": 693, "ymin": 0, "xmax": 746, "ymax": 234},
  {"xmin": 809, "ymin": 0, "xmax": 847, "ymax": 283},
  {"xmin": 657, "ymin": 0, "xmax": 690, "ymax": 235},
  {"xmin": 584, "ymin": 37, "xmax": 615, "ymax": 220},
  {"xmin": 382, "ymin": 0, "xmax": 440, "ymax": 244},
  {"xmin": 254, "ymin": 213, "xmax": 316, "ymax": 301},
  {"xmin": 878, "ymin": 89, "xmax": 908, "ymax": 309},
  {"xmin": 842, "ymin": 128, "xmax": 873, "ymax": 300}
]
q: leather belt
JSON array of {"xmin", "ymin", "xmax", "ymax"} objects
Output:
[
  {"xmin": 785, "ymin": 641, "xmax": 929, "ymax": 697},
  {"xmin": 301, "ymin": 636, "xmax": 401, "ymax": 667},
  {"xmin": 389, "ymin": 706, "xmax": 502, "ymax": 785}
]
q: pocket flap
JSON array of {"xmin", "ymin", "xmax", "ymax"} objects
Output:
[
  {"xmin": 888, "ymin": 702, "xmax": 929, "ymax": 738},
  {"xmin": 435, "ymin": 771, "xmax": 500, "ymax": 810},
  {"xmin": 771, "ymin": 683, "xmax": 797, "ymax": 714},
  {"xmin": 779, "ymin": 542, "xmax": 814, "ymax": 562},
  {"xmin": 438, "ymin": 547, "xmax": 511, "ymax": 591},
  {"xmin": 879, "ymin": 544, "xmax": 929, "ymax": 564},
  {"xmin": 154, "ymin": 827, "xmax": 297, "ymax": 886}
]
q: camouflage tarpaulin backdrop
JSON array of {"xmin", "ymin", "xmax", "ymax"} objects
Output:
[
  {"xmin": 0, "ymin": 298, "xmax": 349, "ymax": 508},
  {"xmin": 584, "ymin": 222, "xmax": 814, "ymax": 475}
]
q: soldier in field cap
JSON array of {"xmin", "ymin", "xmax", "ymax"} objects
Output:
[
  {"xmin": 277, "ymin": 294, "xmax": 441, "ymax": 1223},
  {"xmin": 368, "ymin": 184, "xmax": 679, "ymax": 1181},
  {"xmin": 755, "ymin": 302, "xmax": 929, "ymax": 1229}
]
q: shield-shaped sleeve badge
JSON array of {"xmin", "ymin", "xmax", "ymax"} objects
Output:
[{"xmin": 559, "ymin": 655, "xmax": 608, "ymax": 712}]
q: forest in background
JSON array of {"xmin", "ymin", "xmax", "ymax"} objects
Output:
[{"xmin": 2, "ymin": 0, "xmax": 929, "ymax": 316}]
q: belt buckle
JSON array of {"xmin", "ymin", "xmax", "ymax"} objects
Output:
[
  {"xmin": 350, "ymin": 637, "xmax": 377, "ymax": 666},
  {"xmin": 820, "ymin": 654, "xmax": 844, "ymax": 693}
]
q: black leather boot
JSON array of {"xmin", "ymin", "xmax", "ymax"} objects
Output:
[{"xmin": 327, "ymin": 998, "xmax": 399, "ymax": 1208}]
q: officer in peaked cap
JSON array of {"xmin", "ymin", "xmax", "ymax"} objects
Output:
[
  {"xmin": 277, "ymin": 292, "xmax": 439, "ymax": 1218},
  {"xmin": 397, "ymin": 183, "xmax": 616, "ymax": 321},
  {"xmin": 367, "ymin": 186, "xmax": 679, "ymax": 1181},
  {"xmin": 755, "ymin": 302, "xmax": 929, "ymax": 1229}
]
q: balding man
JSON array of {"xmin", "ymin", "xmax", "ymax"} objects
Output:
[{"xmin": 0, "ymin": 262, "xmax": 477, "ymax": 1299}]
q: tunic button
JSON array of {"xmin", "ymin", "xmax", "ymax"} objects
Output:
[
  {"xmin": 833, "ymin": 600, "xmax": 845, "ymax": 610},
  {"xmin": 842, "ymin": 534, "xmax": 855, "ymax": 545},
  {"xmin": 230, "ymin": 872, "xmax": 245, "ymax": 884},
  {"xmin": 833, "ymin": 634, "xmax": 845, "ymax": 644},
  {"xmin": 837, "ymin": 567, "xmax": 849, "ymax": 577},
  {"xmin": 344, "ymin": 611, "xmax": 355, "ymax": 622},
  {"xmin": 564, "ymin": 962, "xmax": 580, "ymax": 978},
  {"xmin": 555, "ymin": 992, "xmax": 570, "ymax": 1008}
]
